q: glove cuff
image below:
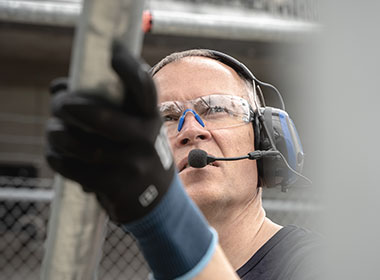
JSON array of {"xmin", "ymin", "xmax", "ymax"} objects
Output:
[{"xmin": 122, "ymin": 173, "xmax": 216, "ymax": 280}]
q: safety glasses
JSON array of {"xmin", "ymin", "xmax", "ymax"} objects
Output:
[{"xmin": 158, "ymin": 94, "xmax": 254, "ymax": 137}]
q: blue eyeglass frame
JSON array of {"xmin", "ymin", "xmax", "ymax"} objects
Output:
[{"xmin": 177, "ymin": 109, "xmax": 205, "ymax": 132}]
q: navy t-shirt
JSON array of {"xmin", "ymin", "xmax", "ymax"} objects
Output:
[{"xmin": 237, "ymin": 225, "xmax": 321, "ymax": 280}]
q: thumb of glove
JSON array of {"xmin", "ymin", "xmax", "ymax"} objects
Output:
[{"xmin": 111, "ymin": 39, "xmax": 157, "ymax": 118}]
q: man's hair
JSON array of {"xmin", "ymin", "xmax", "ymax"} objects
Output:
[{"xmin": 150, "ymin": 49, "xmax": 258, "ymax": 107}]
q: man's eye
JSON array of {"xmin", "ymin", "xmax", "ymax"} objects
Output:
[
  {"xmin": 162, "ymin": 114, "xmax": 179, "ymax": 122},
  {"xmin": 207, "ymin": 106, "xmax": 228, "ymax": 114}
]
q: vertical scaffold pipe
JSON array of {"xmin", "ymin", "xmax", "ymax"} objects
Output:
[{"xmin": 40, "ymin": 0, "xmax": 146, "ymax": 279}]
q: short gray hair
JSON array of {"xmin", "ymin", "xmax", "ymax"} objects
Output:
[{"xmin": 150, "ymin": 49, "xmax": 259, "ymax": 107}]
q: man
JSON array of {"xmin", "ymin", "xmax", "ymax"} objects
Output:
[
  {"xmin": 151, "ymin": 50, "xmax": 319, "ymax": 279},
  {"xmin": 152, "ymin": 50, "xmax": 281, "ymax": 269},
  {"xmin": 47, "ymin": 41, "xmax": 318, "ymax": 279}
]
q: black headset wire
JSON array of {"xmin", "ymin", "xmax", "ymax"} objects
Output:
[
  {"xmin": 250, "ymin": 73, "xmax": 311, "ymax": 186},
  {"xmin": 254, "ymin": 79, "xmax": 285, "ymax": 111},
  {"xmin": 256, "ymin": 85, "xmax": 266, "ymax": 107},
  {"xmin": 276, "ymin": 152, "xmax": 312, "ymax": 184},
  {"xmin": 227, "ymin": 53, "xmax": 286, "ymax": 111}
]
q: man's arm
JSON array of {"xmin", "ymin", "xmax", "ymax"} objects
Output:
[{"xmin": 196, "ymin": 245, "xmax": 240, "ymax": 280}]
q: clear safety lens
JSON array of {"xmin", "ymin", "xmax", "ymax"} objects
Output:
[{"xmin": 158, "ymin": 94, "xmax": 254, "ymax": 137}]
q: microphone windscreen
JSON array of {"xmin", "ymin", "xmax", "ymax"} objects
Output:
[{"xmin": 188, "ymin": 149, "xmax": 208, "ymax": 168}]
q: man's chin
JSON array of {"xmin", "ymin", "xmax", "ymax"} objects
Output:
[
  {"xmin": 179, "ymin": 169, "xmax": 215, "ymax": 192},
  {"xmin": 181, "ymin": 178, "xmax": 223, "ymax": 207}
]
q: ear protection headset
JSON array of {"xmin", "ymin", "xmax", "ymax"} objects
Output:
[{"xmin": 207, "ymin": 50, "xmax": 305, "ymax": 191}]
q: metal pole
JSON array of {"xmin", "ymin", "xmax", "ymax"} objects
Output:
[
  {"xmin": 150, "ymin": 9, "xmax": 320, "ymax": 42},
  {"xmin": 0, "ymin": 0, "xmax": 319, "ymax": 43},
  {"xmin": 40, "ymin": 0, "xmax": 146, "ymax": 279}
]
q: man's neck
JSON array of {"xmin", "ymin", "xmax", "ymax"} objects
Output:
[{"xmin": 210, "ymin": 190, "xmax": 282, "ymax": 270}]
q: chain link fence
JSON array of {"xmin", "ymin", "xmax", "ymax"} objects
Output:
[
  {"xmin": 0, "ymin": 176, "xmax": 151, "ymax": 280},
  {"xmin": 0, "ymin": 199, "xmax": 48, "ymax": 280},
  {"xmin": 100, "ymin": 223, "xmax": 149, "ymax": 280}
]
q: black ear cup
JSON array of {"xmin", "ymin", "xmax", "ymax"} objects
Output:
[{"xmin": 256, "ymin": 107, "xmax": 304, "ymax": 190}]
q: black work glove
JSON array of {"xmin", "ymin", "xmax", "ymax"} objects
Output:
[{"xmin": 46, "ymin": 40, "xmax": 175, "ymax": 224}]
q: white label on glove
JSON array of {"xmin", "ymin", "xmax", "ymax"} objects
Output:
[
  {"xmin": 139, "ymin": 185, "xmax": 159, "ymax": 207},
  {"xmin": 154, "ymin": 126, "xmax": 173, "ymax": 170}
]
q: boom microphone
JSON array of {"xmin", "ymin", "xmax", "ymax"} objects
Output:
[
  {"xmin": 187, "ymin": 149, "xmax": 312, "ymax": 185},
  {"xmin": 187, "ymin": 149, "xmax": 210, "ymax": 168},
  {"xmin": 187, "ymin": 149, "xmax": 279, "ymax": 168}
]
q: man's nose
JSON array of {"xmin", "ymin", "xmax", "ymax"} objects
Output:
[
  {"xmin": 175, "ymin": 111, "xmax": 212, "ymax": 146},
  {"xmin": 177, "ymin": 109, "xmax": 205, "ymax": 132}
]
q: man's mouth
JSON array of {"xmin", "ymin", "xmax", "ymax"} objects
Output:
[{"xmin": 178, "ymin": 156, "xmax": 218, "ymax": 173}]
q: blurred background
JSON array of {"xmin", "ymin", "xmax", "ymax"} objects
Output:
[{"xmin": 0, "ymin": 0, "xmax": 320, "ymax": 279}]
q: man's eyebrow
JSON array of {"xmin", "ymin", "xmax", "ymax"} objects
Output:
[{"xmin": 158, "ymin": 101, "xmax": 183, "ymax": 112}]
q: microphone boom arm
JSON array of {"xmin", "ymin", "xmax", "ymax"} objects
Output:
[{"xmin": 208, "ymin": 150, "xmax": 280, "ymax": 163}]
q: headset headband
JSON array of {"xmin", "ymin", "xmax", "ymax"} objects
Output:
[{"xmin": 203, "ymin": 50, "xmax": 286, "ymax": 111}]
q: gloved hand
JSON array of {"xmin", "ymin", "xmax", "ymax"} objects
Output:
[
  {"xmin": 46, "ymin": 40, "xmax": 175, "ymax": 224},
  {"xmin": 46, "ymin": 40, "xmax": 218, "ymax": 280}
]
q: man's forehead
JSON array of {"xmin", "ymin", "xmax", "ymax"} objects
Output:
[
  {"xmin": 154, "ymin": 56, "xmax": 249, "ymax": 103},
  {"xmin": 156, "ymin": 55, "xmax": 239, "ymax": 75}
]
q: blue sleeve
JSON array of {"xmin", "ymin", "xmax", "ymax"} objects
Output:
[{"xmin": 122, "ymin": 173, "xmax": 218, "ymax": 280}]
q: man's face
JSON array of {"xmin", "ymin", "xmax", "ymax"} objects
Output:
[{"xmin": 154, "ymin": 56, "xmax": 259, "ymax": 224}]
